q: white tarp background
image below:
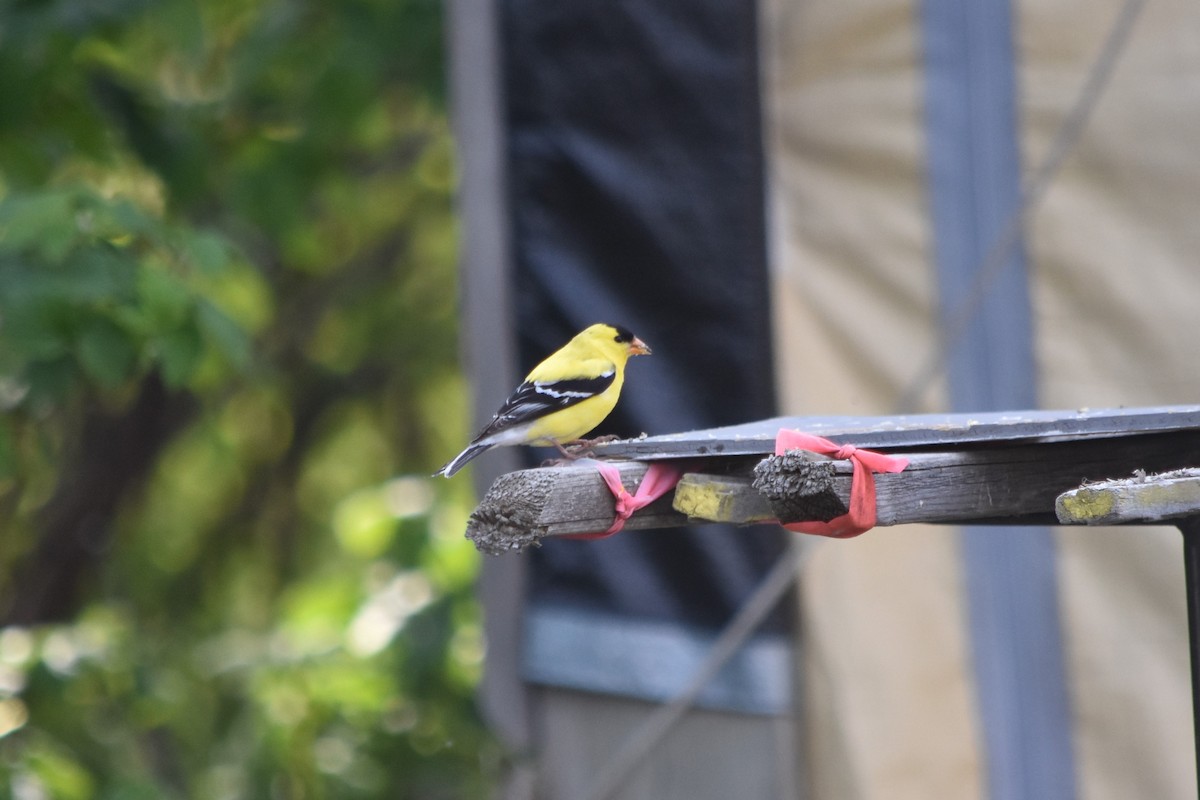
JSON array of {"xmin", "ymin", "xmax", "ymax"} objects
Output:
[{"xmin": 763, "ymin": 0, "xmax": 1200, "ymax": 796}]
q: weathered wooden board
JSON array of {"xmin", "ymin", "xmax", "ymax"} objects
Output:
[
  {"xmin": 1056, "ymin": 469, "xmax": 1200, "ymax": 525},
  {"xmin": 589, "ymin": 405, "xmax": 1200, "ymax": 461},
  {"xmin": 466, "ymin": 430, "xmax": 1200, "ymax": 553}
]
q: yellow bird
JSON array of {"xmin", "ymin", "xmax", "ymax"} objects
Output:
[{"xmin": 436, "ymin": 323, "xmax": 651, "ymax": 477}]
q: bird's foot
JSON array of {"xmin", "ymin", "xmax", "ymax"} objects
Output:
[
  {"xmin": 561, "ymin": 434, "xmax": 621, "ymax": 458},
  {"xmin": 540, "ymin": 436, "xmax": 622, "ymax": 466}
]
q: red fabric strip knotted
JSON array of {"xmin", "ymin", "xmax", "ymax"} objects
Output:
[
  {"xmin": 774, "ymin": 429, "xmax": 909, "ymax": 539},
  {"xmin": 564, "ymin": 460, "xmax": 684, "ymax": 540}
]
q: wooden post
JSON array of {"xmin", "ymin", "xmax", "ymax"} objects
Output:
[{"xmin": 1180, "ymin": 516, "xmax": 1200, "ymax": 797}]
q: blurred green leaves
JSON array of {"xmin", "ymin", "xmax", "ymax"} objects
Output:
[
  {"xmin": 0, "ymin": 0, "xmax": 491, "ymax": 796},
  {"xmin": 0, "ymin": 186, "xmax": 251, "ymax": 407}
]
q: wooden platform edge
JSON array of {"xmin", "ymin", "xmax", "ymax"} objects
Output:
[{"xmin": 465, "ymin": 461, "xmax": 687, "ymax": 554}]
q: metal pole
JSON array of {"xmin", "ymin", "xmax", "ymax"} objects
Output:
[{"xmin": 1178, "ymin": 516, "xmax": 1200, "ymax": 797}]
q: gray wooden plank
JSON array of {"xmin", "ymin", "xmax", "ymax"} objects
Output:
[
  {"xmin": 1056, "ymin": 468, "xmax": 1200, "ymax": 525},
  {"xmin": 536, "ymin": 689, "xmax": 795, "ymax": 800}
]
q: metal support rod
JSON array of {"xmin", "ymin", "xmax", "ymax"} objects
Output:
[{"xmin": 1178, "ymin": 516, "xmax": 1200, "ymax": 797}]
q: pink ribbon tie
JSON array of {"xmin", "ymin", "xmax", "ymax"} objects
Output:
[{"xmin": 566, "ymin": 460, "xmax": 684, "ymax": 540}]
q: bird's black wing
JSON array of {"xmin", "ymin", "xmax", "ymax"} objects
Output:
[{"xmin": 475, "ymin": 371, "xmax": 615, "ymax": 439}]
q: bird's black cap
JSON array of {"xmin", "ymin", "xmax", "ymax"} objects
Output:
[{"xmin": 611, "ymin": 324, "xmax": 636, "ymax": 343}]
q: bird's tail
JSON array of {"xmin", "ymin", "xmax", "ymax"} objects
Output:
[{"xmin": 435, "ymin": 441, "xmax": 493, "ymax": 478}]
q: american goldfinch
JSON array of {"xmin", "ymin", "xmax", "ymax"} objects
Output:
[{"xmin": 436, "ymin": 323, "xmax": 651, "ymax": 477}]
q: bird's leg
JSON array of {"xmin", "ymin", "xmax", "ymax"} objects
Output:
[
  {"xmin": 538, "ymin": 439, "xmax": 584, "ymax": 468},
  {"xmin": 551, "ymin": 439, "xmax": 581, "ymax": 459}
]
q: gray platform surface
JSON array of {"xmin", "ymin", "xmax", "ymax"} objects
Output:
[{"xmin": 591, "ymin": 405, "xmax": 1200, "ymax": 460}]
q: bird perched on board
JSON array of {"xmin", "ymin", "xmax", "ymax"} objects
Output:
[{"xmin": 436, "ymin": 323, "xmax": 651, "ymax": 478}]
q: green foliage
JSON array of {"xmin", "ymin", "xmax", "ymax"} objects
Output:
[
  {"xmin": 0, "ymin": 187, "xmax": 250, "ymax": 402},
  {"xmin": 0, "ymin": 0, "xmax": 493, "ymax": 796}
]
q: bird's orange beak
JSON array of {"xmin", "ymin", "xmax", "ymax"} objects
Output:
[{"xmin": 629, "ymin": 337, "xmax": 651, "ymax": 356}]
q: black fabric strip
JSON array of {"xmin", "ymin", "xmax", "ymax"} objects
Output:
[{"xmin": 500, "ymin": 0, "xmax": 791, "ymax": 670}]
